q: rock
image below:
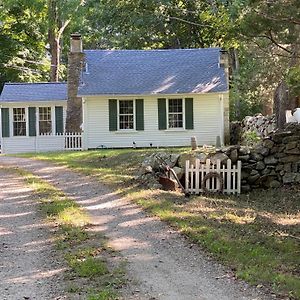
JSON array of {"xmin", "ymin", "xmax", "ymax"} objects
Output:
[
  {"xmin": 255, "ymin": 145, "xmax": 269, "ymax": 156},
  {"xmin": 250, "ymin": 152, "xmax": 264, "ymax": 161},
  {"xmin": 256, "ymin": 161, "xmax": 265, "ymax": 170},
  {"xmin": 264, "ymin": 156, "xmax": 278, "ymax": 165},
  {"xmin": 209, "ymin": 152, "xmax": 229, "ymax": 165},
  {"xmin": 248, "ymin": 174, "xmax": 260, "ymax": 183},
  {"xmin": 229, "ymin": 149, "xmax": 238, "ymax": 163},
  {"xmin": 172, "ymin": 167, "xmax": 184, "ymax": 180},
  {"xmin": 239, "ymin": 146, "xmax": 250, "ymax": 155},
  {"xmin": 272, "ymin": 131, "xmax": 293, "ymax": 143},
  {"xmin": 239, "ymin": 155, "xmax": 250, "ymax": 162},
  {"xmin": 282, "ymin": 135, "xmax": 300, "ymax": 144},
  {"xmin": 241, "ymin": 171, "xmax": 250, "ymax": 180},
  {"xmin": 283, "ymin": 163, "xmax": 292, "ymax": 173},
  {"xmin": 241, "ymin": 185, "xmax": 251, "ymax": 192},
  {"xmin": 285, "ymin": 141, "xmax": 298, "ymax": 150},
  {"xmin": 263, "ymin": 139, "xmax": 274, "ymax": 149},
  {"xmin": 282, "ymin": 173, "xmax": 297, "ymax": 184},
  {"xmin": 279, "ymin": 155, "xmax": 300, "ymax": 163},
  {"xmin": 269, "ymin": 180, "xmax": 281, "ymax": 188},
  {"xmin": 178, "ymin": 152, "xmax": 207, "ymax": 169},
  {"xmin": 274, "ymin": 152, "xmax": 286, "ymax": 159},
  {"xmin": 275, "ymin": 164, "xmax": 284, "ymax": 171},
  {"xmin": 284, "ymin": 148, "xmax": 300, "ymax": 155},
  {"xmin": 250, "ymin": 169, "xmax": 259, "ymax": 175}
]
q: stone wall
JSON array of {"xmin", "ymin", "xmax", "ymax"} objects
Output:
[
  {"xmin": 138, "ymin": 124, "xmax": 300, "ymax": 192},
  {"xmin": 231, "ymin": 114, "xmax": 276, "ymax": 145}
]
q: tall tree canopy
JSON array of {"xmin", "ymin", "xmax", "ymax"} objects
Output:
[{"xmin": 1, "ymin": 0, "xmax": 299, "ymax": 125}]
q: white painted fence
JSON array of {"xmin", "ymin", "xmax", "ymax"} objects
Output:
[
  {"xmin": 1, "ymin": 132, "xmax": 82, "ymax": 154},
  {"xmin": 185, "ymin": 159, "xmax": 241, "ymax": 195}
]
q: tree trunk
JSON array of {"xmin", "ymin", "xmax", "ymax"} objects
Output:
[
  {"xmin": 274, "ymin": 81, "xmax": 289, "ymax": 129},
  {"xmin": 49, "ymin": 32, "xmax": 60, "ymax": 82}
]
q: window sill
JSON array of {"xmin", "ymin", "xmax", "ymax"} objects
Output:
[
  {"xmin": 164, "ymin": 128, "xmax": 190, "ymax": 132},
  {"xmin": 114, "ymin": 130, "xmax": 139, "ymax": 134}
]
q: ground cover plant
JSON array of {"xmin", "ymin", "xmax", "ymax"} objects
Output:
[
  {"xmin": 16, "ymin": 167, "xmax": 125, "ymax": 300},
  {"xmin": 20, "ymin": 149, "xmax": 300, "ymax": 299}
]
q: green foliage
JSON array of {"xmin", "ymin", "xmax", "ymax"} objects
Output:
[
  {"xmin": 87, "ymin": 290, "xmax": 117, "ymax": 300},
  {"xmin": 286, "ymin": 66, "xmax": 300, "ymax": 97},
  {"xmin": 242, "ymin": 130, "xmax": 261, "ymax": 146}
]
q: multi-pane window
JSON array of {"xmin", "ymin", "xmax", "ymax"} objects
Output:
[
  {"xmin": 13, "ymin": 108, "xmax": 26, "ymax": 136},
  {"xmin": 168, "ymin": 99, "xmax": 183, "ymax": 128},
  {"xmin": 39, "ymin": 107, "xmax": 52, "ymax": 134},
  {"xmin": 119, "ymin": 100, "xmax": 134, "ymax": 130}
]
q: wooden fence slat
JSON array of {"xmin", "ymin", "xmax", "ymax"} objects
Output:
[{"xmin": 185, "ymin": 159, "xmax": 241, "ymax": 195}]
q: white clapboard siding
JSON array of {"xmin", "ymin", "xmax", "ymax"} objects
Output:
[
  {"xmin": 185, "ymin": 159, "xmax": 241, "ymax": 195},
  {"xmin": 1, "ymin": 132, "xmax": 82, "ymax": 154},
  {"xmin": 83, "ymin": 93, "xmax": 229, "ymax": 149}
]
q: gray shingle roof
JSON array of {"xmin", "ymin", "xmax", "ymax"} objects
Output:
[
  {"xmin": 0, "ymin": 82, "xmax": 67, "ymax": 102},
  {"xmin": 78, "ymin": 48, "xmax": 228, "ymax": 96}
]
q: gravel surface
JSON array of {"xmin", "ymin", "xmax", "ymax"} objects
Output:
[
  {"xmin": 0, "ymin": 167, "xmax": 65, "ymax": 300},
  {"xmin": 0, "ymin": 156, "xmax": 274, "ymax": 300}
]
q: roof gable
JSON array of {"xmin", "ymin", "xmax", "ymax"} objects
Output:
[
  {"xmin": 0, "ymin": 82, "xmax": 67, "ymax": 102},
  {"xmin": 78, "ymin": 48, "xmax": 228, "ymax": 96}
]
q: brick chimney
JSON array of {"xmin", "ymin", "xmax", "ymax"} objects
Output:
[{"xmin": 66, "ymin": 33, "xmax": 84, "ymax": 132}]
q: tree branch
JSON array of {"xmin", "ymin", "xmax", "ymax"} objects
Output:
[{"xmin": 254, "ymin": 9, "xmax": 300, "ymax": 25}]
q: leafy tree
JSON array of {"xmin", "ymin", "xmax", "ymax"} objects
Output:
[{"xmin": 0, "ymin": 0, "xmax": 48, "ymax": 90}]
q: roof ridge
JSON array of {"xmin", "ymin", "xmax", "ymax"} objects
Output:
[
  {"xmin": 4, "ymin": 82, "xmax": 67, "ymax": 86},
  {"xmin": 84, "ymin": 48, "xmax": 221, "ymax": 52}
]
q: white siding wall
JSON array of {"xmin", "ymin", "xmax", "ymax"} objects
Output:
[
  {"xmin": 1, "ymin": 136, "xmax": 65, "ymax": 154},
  {"xmin": 83, "ymin": 93, "xmax": 226, "ymax": 149},
  {"xmin": 0, "ymin": 101, "xmax": 67, "ymax": 154}
]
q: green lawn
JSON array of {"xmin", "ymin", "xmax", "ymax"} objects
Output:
[{"xmin": 19, "ymin": 149, "xmax": 300, "ymax": 299}]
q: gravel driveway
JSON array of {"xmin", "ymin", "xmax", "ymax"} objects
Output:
[
  {"xmin": 0, "ymin": 167, "xmax": 65, "ymax": 300},
  {"xmin": 0, "ymin": 156, "xmax": 273, "ymax": 300}
]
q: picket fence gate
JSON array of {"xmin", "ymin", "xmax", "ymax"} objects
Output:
[
  {"xmin": 185, "ymin": 159, "xmax": 241, "ymax": 195},
  {"xmin": 63, "ymin": 132, "xmax": 82, "ymax": 150},
  {"xmin": 38, "ymin": 132, "xmax": 82, "ymax": 151}
]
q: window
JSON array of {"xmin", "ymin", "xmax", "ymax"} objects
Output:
[
  {"xmin": 13, "ymin": 108, "xmax": 26, "ymax": 136},
  {"xmin": 39, "ymin": 107, "xmax": 52, "ymax": 134},
  {"xmin": 119, "ymin": 100, "xmax": 134, "ymax": 130},
  {"xmin": 168, "ymin": 98, "xmax": 183, "ymax": 128}
]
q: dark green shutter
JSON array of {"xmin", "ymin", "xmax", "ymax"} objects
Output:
[
  {"xmin": 1, "ymin": 108, "xmax": 9, "ymax": 137},
  {"xmin": 135, "ymin": 99, "xmax": 144, "ymax": 130},
  {"xmin": 55, "ymin": 106, "xmax": 64, "ymax": 134},
  {"xmin": 158, "ymin": 98, "xmax": 167, "ymax": 130},
  {"xmin": 109, "ymin": 99, "xmax": 118, "ymax": 131},
  {"xmin": 28, "ymin": 107, "xmax": 36, "ymax": 136},
  {"xmin": 185, "ymin": 98, "xmax": 194, "ymax": 130}
]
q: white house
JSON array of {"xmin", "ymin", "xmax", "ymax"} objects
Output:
[
  {"xmin": 0, "ymin": 35, "xmax": 229, "ymax": 154},
  {"xmin": 79, "ymin": 47, "xmax": 229, "ymax": 149},
  {"xmin": 0, "ymin": 82, "xmax": 68, "ymax": 153}
]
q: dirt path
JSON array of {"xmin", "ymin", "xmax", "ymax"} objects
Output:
[
  {"xmin": 0, "ymin": 167, "xmax": 65, "ymax": 300},
  {"xmin": 0, "ymin": 157, "xmax": 273, "ymax": 300}
]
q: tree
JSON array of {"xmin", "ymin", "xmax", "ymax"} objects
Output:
[
  {"xmin": 47, "ymin": 0, "xmax": 85, "ymax": 81},
  {"xmin": 0, "ymin": 0, "xmax": 48, "ymax": 90},
  {"xmin": 239, "ymin": 0, "xmax": 300, "ymax": 126}
]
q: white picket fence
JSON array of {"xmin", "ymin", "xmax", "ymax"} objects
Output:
[
  {"xmin": 64, "ymin": 132, "xmax": 82, "ymax": 150},
  {"xmin": 1, "ymin": 132, "xmax": 82, "ymax": 154},
  {"xmin": 185, "ymin": 159, "xmax": 241, "ymax": 194}
]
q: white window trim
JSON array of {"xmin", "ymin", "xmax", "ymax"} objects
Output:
[
  {"xmin": 11, "ymin": 107, "xmax": 27, "ymax": 137},
  {"xmin": 117, "ymin": 99, "xmax": 136, "ymax": 131},
  {"xmin": 166, "ymin": 98, "xmax": 185, "ymax": 130},
  {"xmin": 38, "ymin": 106, "xmax": 52, "ymax": 135}
]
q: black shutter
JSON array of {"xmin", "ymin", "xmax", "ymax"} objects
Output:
[
  {"xmin": 109, "ymin": 99, "xmax": 118, "ymax": 131},
  {"xmin": 55, "ymin": 106, "xmax": 64, "ymax": 134},
  {"xmin": 135, "ymin": 99, "xmax": 144, "ymax": 130},
  {"xmin": 185, "ymin": 98, "xmax": 194, "ymax": 129},
  {"xmin": 157, "ymin": 98, "xmax": 167, "ymax": 130},
  {"xmin": 28, "ymin": 107, "xmax": 36, "ymax": 136},
  {"xmin": 1, "ymin": 108, "xmax": 9, "ymax": 137}
]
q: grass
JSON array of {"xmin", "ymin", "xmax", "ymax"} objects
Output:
[
  {"xmin": 15, "ymin": 167, "xmax": 126, "ymax": 300},
  {"xmin": 19, "ymin": 149, "xmax": 300, "ymax": 299}
]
